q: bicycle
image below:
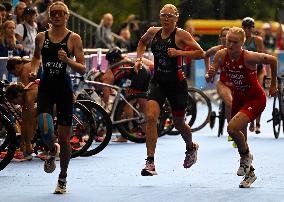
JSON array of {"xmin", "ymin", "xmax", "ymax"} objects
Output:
[
  {"xmin": 264, "ymin": 76, "xmax": 283, "ymax": 139},
  {"xmin": 0, "ymin": 80, "xmax": 96, "ymax": 171},
  {"xmin": 73, "ymin": 74, "xmax": 149, "ymax": 156},
  {"xmin": 209, "ymin": 98, "xmax": 226, "ymax": 137}
]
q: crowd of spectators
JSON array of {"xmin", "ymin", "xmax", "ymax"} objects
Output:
[
  {"xmin": 0, "ymin": 0, "xmax": 64, "ymax": 58},
  {"xmin": 0, "ymin": 1, "xmax": 283, "ymax": 61}
]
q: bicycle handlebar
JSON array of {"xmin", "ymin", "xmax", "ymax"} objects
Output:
[{"xmin": 70, "ymin": 74, "xmax": 121, "ymax": 90}]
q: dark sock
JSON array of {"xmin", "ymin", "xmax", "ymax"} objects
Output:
[
  {"xmin": 240, "ymin": 149, "xmax": 249, "ymax": 156},
  {"xmin": 146, "ymin": 156, "xmax": 154, "ymax": 162}
]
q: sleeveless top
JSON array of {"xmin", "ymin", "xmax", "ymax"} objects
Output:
[
  {"xmin": 220, "ymin": 50, "xmax": 258, "ymax": 94},
  {"xmin": 243, "ymin": 36, "xmax": 257, "ymax": 52},
  {"xmin": 150, "ymin": 28, "xmax": 184, "ymax": 83},
  {"xmin": 41, "ymin": 31, "xmax": 72, "ymax": 81}
]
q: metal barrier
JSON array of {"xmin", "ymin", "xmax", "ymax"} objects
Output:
[
  {"xmin": 68, "ymin": 10, "xmax": 121, "ymax": 49},
  {"xmin": 0, "ymin": 52, "xmax": 215, "ymax": 90}
]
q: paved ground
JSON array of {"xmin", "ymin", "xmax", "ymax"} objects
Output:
[{"xmin": 1, "ymin": 98, "xmax": 284, "ymax": 202}]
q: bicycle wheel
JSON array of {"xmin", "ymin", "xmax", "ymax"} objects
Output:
[
  {"xmin": 217, "ymin": 101, "xmax": 226, "ymax": 137},
  {"xmin": 272, "ymin": 94, "xmax": 282, "ymax": 139},
  {"xmin": 77, "ymin": 100, "xmax": 112, "ymax": 156},
  {"xmin": 70, "ymin": 101, "xmax": 96, "ymax": 158},
  {"xmin": 188, "ymin": 87, "xmax": 212, "ymax": 132},
  {"xmin": 115, "ymin": 93, "xmax": 147, "ymax": 143},
  {"xmin": 0, "ymin": 110, "xmax": 16, "ymax": 171}
]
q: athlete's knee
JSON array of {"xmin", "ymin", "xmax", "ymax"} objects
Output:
[
  {"xmin": 227, "ymin": 123, "xmax": 238, "ymax": 136},
  {"xmin": 38, "ymin": 113, "xmax": 54, "ymax": 142},
  {"xmin": 146, "ymin": 113, "xmax": 158, "ymax": 124}
]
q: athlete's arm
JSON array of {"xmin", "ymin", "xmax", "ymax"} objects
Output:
[
  {"xmin": 204, "ymin": 45, "xmax": 223, "ymax": 72},
  {"xmin": 30, "ymin": 32, "xmax": 44, "ymax": 78},
  {"xmin": 207, "ymin": 49, "xmax": 224, "ymax": 79},
  {"xmin": 136, "ymin": 27, "xmax": 158, "ymax": 59},
  {"xmin": 135, "ymin": 26, "xmax": 158, "ymax": 71},
  {"xmin": 171, "ymin": 29, "xmax": 205, "ymax": 59},
  {"xmin": 254, "ymin": 36, "xmax": 264, "ymax": 53},
  {"xmin": 59, "ymin": 33, "xmax": 86, "ymax": 75},
  {"xmin": 246, "ymin": 51, "xmax": 277, "ymax": 96}
]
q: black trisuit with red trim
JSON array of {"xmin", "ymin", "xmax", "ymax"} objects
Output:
[{"xmin": 148, "ymin": 28, "xmax": 188, "ymax": 117}]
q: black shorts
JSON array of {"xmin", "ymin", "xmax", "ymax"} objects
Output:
[
  {"xmin": 147, "ymin": 79, "xmax": 189, "ymax": 115},
  {"xmin": 37, "ymin": 78, "xmax": 73, "ymax": 126}
]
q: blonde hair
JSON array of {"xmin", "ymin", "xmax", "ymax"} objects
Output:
[
  {"xmin": 227, "ymin": 27, "xmax": 246, "ymax": 43},
  {"xmin": 0, "ymin": 20, "xmax": 16, "ymax": 46},
  {"xmin": 219, "ymin": 27, "xmax": 230, "ymax": 37},
  {"xmin": 49, "ymin": 1, "xmax": 69, "ymax": 15},
  {"xmin": 160, "ymin": 4, "xmax": 179, "ymax": 16}
]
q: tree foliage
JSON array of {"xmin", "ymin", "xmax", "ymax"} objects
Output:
[{"xmin": 65, "ymin": 0, "xmax": 283, "ymax": 31}]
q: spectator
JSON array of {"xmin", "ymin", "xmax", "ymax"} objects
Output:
[
  {"xmin": 15, "ymin": 7, "xmax": 38, "ymax": 56},
  {"xmin": 12, "ymin": 1, "xmax": 27, "ymax": 24},
  {"xmin": 94, "ymin": 13, "xmax": 115, "ymax": 49},
  {"xmin": 126, "ymin": 14, "xmax": 142, "ymax": 48},
  {"xmin": 2, "ymin": 2, "xmax": 13, "ymax": 21},
  {"xmin": 0, "ymin": 4, "xmax": 6, "ymax": 24},
  {"xmin": 262, "ymin": 22, "xmax": 276, "ymax": 54},
  {"xmin": 116, "ymin": 26, "xmax": 136, "ymax": 52},
  {"xmin": 20, "ymin": 0, "xmax": 33, "ymax": 7},
  {"xmin": 36, "ymin": 0, "xmax": 52, "ymax": 32},
  {"xmin": 0, "ymin": 20, "xmax": 27, "ymax": 57}
]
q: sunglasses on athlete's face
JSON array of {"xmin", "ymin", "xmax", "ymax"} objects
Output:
[
  {"xmin": 160, "ymin": 12, "xmax": 177, "ymax": 19},
  {"xmin": 49, "ymin": 10, "xmax": 67, "ymax": 18},
  {"xmin": 242, "ymin": 26, "xmax": 253, "ymax": 30}
]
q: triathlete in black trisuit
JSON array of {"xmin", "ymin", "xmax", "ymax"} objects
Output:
[
  {"xmin": 134, "ymin": 4, "xmax": 205, "ymax": 176},
  {"xmin": 30, "ymin": 2, "xmax": 86, "ymax": 194}
]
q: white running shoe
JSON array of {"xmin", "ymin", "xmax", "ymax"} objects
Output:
[
  {"xmin": 54, "ymin": 178, "xmax": 67, "ymax": 194},
  {"xmin": 141, "ymin": 159, "xmax": 157, "ymax": 176},
  {"xmin": 239, "ymin": 170, "xmax": 257, "ymax": 188}
]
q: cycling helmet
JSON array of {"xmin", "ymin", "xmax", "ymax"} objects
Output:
[
  {"xmin": 106, "ymin": 47, "xmax": 123, "ymax": 63},
  {"xmin": 242, "ymin": 17, "xmax": 255, "ymax": 28}
]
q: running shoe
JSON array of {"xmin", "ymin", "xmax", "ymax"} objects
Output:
[
  {"xmin": 183, "ymin": 142, "xmax": 199, "ymax": 169},
  {"xmin": 39, "ymin": 151, "xmax": 60, "ymax": 161},
  {"xmin": 237, "ymin": 153, "xmax": 253, "ymax": 176},
  {"xmin": 141, "ymin": 159, "xmax": 157, "ymax": 176},
  {"xmin": 12, "ymin": 151, "xmax": 32, "ymax": 162},
  {"xmin": 255, "ymin": 123, "xmax": 261, "ymax": 134},
  {"xmin": 0, "ymin": 151, "xmax": 7, "ymax": 159},
  {"xmin": 239, "ymin": 169, "xmax": 257, "ymax": 188},
  {"xmin": 54, "ymin": 178, "xmax": 67, "ymax": 194},
  {"xmin": 95, "ymin": 136, "xmax": 105, "ymax": 142},
  {"xmin": 112, "ymin": 136, "xmax": 128, "ymax": 142},
  {"xmin": 44, "ymin": 143, "xmax": 60, "ymax": 173}
]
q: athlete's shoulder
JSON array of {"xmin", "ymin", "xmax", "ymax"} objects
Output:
[
  {"xmin": 35, "ymin": 31, "xmax": 45, "ymax": 40},
  {"xmin": 147, "ymin": 26, "xmax": 160, "ymax": 34},
  {"xmin": 69, "ymin": 31, "xmax": 82, "ymax": 41},
  {"xmin": 216, "ymin": 48, "xmax": 227, "ymax": 56}
]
